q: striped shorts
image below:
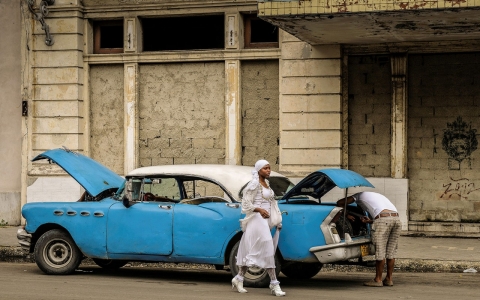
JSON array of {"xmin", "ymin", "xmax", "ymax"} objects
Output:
[{"xmin": 371, "ymin": 216, "xmax": 402, "ymax": 260}]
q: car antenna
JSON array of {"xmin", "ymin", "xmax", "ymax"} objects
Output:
[{"xmin": 343, "ymin": 188, "xmax": 348, "ymax": 239}]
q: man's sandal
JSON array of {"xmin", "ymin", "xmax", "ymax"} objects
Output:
[
  {"xmin": 383, "ymin": 279, "xmax": 394, "ymax": 286},
  {"xmin": 363, "ymin": 280, "xmax": 383, "ymax": 287}
]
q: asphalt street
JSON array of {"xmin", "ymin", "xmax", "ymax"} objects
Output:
[{"xmin": 1, "ymin": 262, "xmax": 479, "ymax": 300}]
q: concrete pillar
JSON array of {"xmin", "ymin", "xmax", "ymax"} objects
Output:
[
  {"xmin": 390, "ymin": 53, "xmax": 408, "ymax": 178},
  {"xmin": 24, "ymin": 4, "xmax": 86, "ymax": 205},
  {"xmin": 224, "ymin": 13, "xmax": 242, "ymax": 166},
  {"xmin": 225, "ymin": 60, "xmax": 242, "ymax": 165},
  {"xmin": 124, "ymin": 63, "xmax": 138, "ymax": 174},
  {"xmin": 278, "ymin": 31, "xmax": 342, "ymax": 176}
]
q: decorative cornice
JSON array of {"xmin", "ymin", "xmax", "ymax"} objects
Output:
[{"xmin": 26, "ymin": 0, "xmax": 55, "ymax": 46}]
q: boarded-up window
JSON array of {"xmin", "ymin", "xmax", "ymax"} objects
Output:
[
  {"xmin": 408, "ymin": 53, "xmax": 480, "ymax": 222},
  {"xmin": 138, "ymin": 62, "xmax": 225, "ymax": 166},
  {"xmin": 241, "ymin": 60, "xmax": 279, "ymax": 171},
  {"xmin": 89, "ymin": 65, "xmax": 124, "ymax": 175},
  {"xmin": 348, "ymin": 55, "xmax": 391, "ymax": 177}
]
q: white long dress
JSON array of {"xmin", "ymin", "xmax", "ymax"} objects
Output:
[{"xmin": 236, "ymin": 186, "xmax": 276, "ymax": 269}]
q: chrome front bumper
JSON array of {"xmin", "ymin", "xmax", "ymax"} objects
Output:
[
  {"xmin": 309, "ymin": 238, "xmax": 374, "ymax": 264},
  {"xmin": 17, "ymin": 229, "xmax": 32, "ymax": 252}
]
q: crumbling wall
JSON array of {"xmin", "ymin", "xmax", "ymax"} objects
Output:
[
  {"xmin": 241, "ymin": 60, "xmax": 279, "ymax": 171},
  {"xmin": 241, "ymin": 60, "xmax": 280, "ymax": 171},
  {"xmin": 89, "ymin": 65, "xmax": 124, "ymax": 175},
  {"xmin": 348, "ymin": 55, "xmax": 392, "ymax": 177},
  {"xmin": 138, "ymin": 62, "xmax": 225, "ymax": 166},
  {"xmin": 408, "ymin": 53, "xmax": 480, "ymax": 222}
]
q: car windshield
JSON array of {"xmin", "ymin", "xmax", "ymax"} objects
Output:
[{"xmin": 239, "ymin": 176, "xmax": 294, "ymax": 200}]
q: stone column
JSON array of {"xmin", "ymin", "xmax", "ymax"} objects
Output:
[
  {"xmin": 124, "ymin": 63, "xmax": 138, "ymax": 174},
  {"xmin": 279, "ymin": 31, "xmax": 342, "ymax": 177},
  {"xmin": 224, "ymin": 13, "xmax": 242, "ymax": 165},
  {"xmin": 25, "ymin": 3, "xmax": 86, "ymax": 203},
  {"xmin": 225, "ymin": 61, "xmax": 242, "ymax": 165},
  {"xmin": 390, "ymin": 53, "xmax": 408, "ymax": 178}
]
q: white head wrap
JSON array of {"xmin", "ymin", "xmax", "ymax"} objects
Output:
[
  {"xmin": 254, "ymin": 159, "xmax": 269, "ymax": 172},
  {"xmin": 245, "ymin": 159, "xmax": 270, "ymax": 191}
]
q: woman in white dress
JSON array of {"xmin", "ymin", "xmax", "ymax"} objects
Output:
[{"xmin": 231, "ymin": 160, "xmax": 285, "ymax": 297}]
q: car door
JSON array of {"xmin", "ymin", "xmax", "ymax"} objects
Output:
[
  {"xmin": 105, "ymin": 177, "xmax": 179, "ymax": 256},
  {"xmin": 172, "ymin": 179, "xmax": 242, "ymax": 259},
  {"xmin": 106, "ymin": 201, "xmax": 174, "ymax": 256}
]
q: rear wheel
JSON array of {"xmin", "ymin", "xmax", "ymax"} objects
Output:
[
  {"xmin": 34, "ymin": 229, "xmax": 82, "ymax": 275},
  {"xmin": 281, "ymin": 262, "xmax": 323, "ymax": 279},
  {"xmin": 92, "ymin": 258, "xmax": 128, "ymax": 270},
  {"xmin": 228, "ymin": 240, "xmax": 281, "ymax": 288}
]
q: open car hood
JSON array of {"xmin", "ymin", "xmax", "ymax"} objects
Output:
[
  {"xmin": 32, "ymin": 148, "xmax": 124, "ymax": 197},
  {"xmin": 282, "ymin": 169, "xmax": 374, "ymax": 200}
]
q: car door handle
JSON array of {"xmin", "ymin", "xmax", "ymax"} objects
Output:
[
  {"xmin": 159, "ymin": 205, "xmax": 172, "ymax": 210},
  {"xmin": 225, "ymin": 203, "xmax": 240, "ymax": 209},
  {"xmin": 281, "ymin": 211, "xmax": 289, "ymax": 215}
]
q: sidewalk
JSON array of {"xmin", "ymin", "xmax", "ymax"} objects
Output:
[{"xmin": 1, "ymin": 226, "xmax": 479, "ymax": 272}]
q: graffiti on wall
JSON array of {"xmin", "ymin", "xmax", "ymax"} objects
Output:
[
  {"xmin": 440, "ymin": 177, "xmax": 480, "ymax": 200},
  {"xmin": 442, "ymin": 116, "xmax": 478, "ymax": 170}
]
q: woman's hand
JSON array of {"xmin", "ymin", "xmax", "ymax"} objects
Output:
[
  {"xmin": 276, "ymin": 223, "xmax": 282, "ymax": 230},
  {"xmin": 255, "ymin": 207, "xmax": 270, "ymax": 219}
]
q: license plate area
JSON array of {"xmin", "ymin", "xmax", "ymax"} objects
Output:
[{"xmin": 360, "ymin": 244, "xmax": 369, "ymax": 256}]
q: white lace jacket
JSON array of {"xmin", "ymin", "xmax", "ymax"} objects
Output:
[{"xmin": 239, "ymin": 180, "xmax": 281, "ymax": 231}]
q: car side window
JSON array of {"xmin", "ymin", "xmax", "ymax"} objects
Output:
[
  {"xmin": 144, "ymin": 178, "xmax": 181, "ymax": 200},
  {"xmin": 183, "ymin": 179, "xmax": 226, "ymax": 199}
]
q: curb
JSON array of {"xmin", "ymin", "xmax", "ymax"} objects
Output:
[
  {"xmin": 2, "ymin": 246, "xmax": 478, "ymax": 273},
  {"xmin": 0, "ymin": 246, "xmax": 34, "ymax": 263},
  {"xmin": 321, "ymin": 259, "xmax": 480, "ymax": 273}
]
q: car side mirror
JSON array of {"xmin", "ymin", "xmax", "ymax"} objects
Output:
[
  {"xmin": 122, "ymin": 180, "xmax": 134, "ymax": 208},
  {"xmin": 122, "ymin": 195, "xmax": 132, "ymax": 208}
]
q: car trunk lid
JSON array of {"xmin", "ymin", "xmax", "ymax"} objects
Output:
[{"xmin": 282, "ymin": 169, "xmax": 374, "ymax": 201}]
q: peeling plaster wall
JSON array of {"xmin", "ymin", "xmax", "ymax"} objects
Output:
[
  {"xmin": 138, "ymin": 63, "xmax": 225, "ymax": 166},
  {"xmin": 89, "ymin": 65, "xmax": 125, "ymax": 175},
  {"xmin": 241, "ymin": 60, "xmax": 279, "ymax": 171},
  {"xmin": 0, "ymin": 0, "xmax": 22, "ymax": 225},
  {"xmin": 408, "ymin": 53, "xmax": 480, "ymax": 223},
  {"xmin": 348, "ymin": 55, "xmax": 392, "ymax": 177}
]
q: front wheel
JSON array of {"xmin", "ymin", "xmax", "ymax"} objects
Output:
[
  {"xmin": 228, "ymin": 240, "xmax": 281, "ymax": 288},
  {"xmin": 281, "ymin": 262, "xmax": 323, "ymax": 279},
  {"xmin": 34, "ymin": 229, "xmax": 82, "ymax": 275}
]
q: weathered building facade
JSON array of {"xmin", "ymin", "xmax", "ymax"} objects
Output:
[
  {"xmin": 258, "ymin": 0, "xmax": 480, "ymax": 235},
  {"xmin": 0, "ymin": 0, "xmax": 475, "ymax": 236}
]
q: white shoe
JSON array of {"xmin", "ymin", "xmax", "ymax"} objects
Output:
[
  {"xmin": 232, "ymin": 277, "xmax": 247, "ymax": 293},
  {"xmin": 269, "ymin": 284, "xmax": 286, "ymax": 296}
]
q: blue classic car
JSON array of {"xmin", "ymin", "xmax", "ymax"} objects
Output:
[{"xmin": 18, "ymin": 148, "xmax": 375, "ymax": 287}]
